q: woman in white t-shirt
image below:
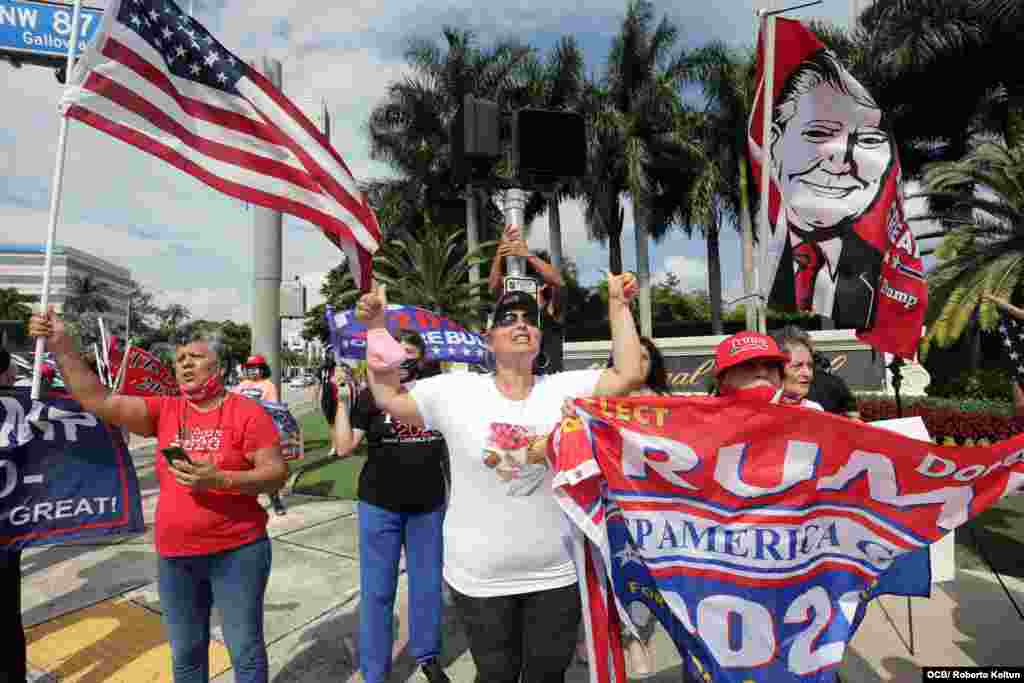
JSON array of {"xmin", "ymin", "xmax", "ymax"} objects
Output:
[
  {"xmin": 771, "ymin": 325, "xmax": 824, "ymax": 411},
  {"xmin": 355, "ymin": 274, "xmax": 645, "ymax": 683}
]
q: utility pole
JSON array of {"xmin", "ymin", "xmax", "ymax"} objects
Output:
[
  {"xmin": 502, "ymin": 188, "xmax": 527, "ymax": 278},
  {"xmin": 251, "ymin": 56, "xmax": 283, "ymax": 398}
]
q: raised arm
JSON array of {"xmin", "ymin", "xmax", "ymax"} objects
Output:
[
  {"xmin": 332, "ymin": 392, "xmax": 366, "ymax": 456},
  {"xmin": 594, "ymin": 272, "xmax": 646, "ymax": 397},
  {"xmin": 358, "ymin": 281, "xmax": 426, "ymax": 428},
  {"xmin": 29, "ymin": 308, "xmax": 155, "ymax": 435}
]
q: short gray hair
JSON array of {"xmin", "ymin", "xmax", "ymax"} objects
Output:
[
  {"xmin": 772, "ymin": 325, "xmax": 814, "ymax": 356},
  {"xmin": 173, "ymin": 329, "xmax": 230, "ymax": 369}
]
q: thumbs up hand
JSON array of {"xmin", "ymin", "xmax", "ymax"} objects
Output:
[{"xmin": 356, "ymin": 280, "xmax": 388, "ymax": 328}]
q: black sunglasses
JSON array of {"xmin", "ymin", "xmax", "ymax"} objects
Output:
[
  {"xmin": 399, "ymin": 357, "xmax": 421, "ymax": 372},
  {"xmin": 494, "ymin": 310, "xmax": 539, "ymax": 328}
]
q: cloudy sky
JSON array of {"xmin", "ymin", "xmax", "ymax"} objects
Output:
[{"xmin": 0, "ymin": 0, "xmax": 861, "ymax": 331}]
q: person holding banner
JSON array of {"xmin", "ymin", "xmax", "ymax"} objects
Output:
[
  {"xmin": 234, "ymin": 355, "xmax": 287, "ymax": 516},
  {"xmin": 29, "ymin": 310, "xmax": 287, "ymax": 683},
  {"xmin": 332, "ymin": 329, "xmax": 450, "ymax": 683},
  {"xmin": 355, "ymin": 271, "xmax": 645, "ymax": 683},
  {"xmin": 0, "ymin": 347, "xmax": 27, "ymax": 683},
  {"xmin": 603, "ymin": 336, "xmax": 672, "ymax": 677},
  {"xmin": 771, "ymin": 326, "xmax": 824, "ymax": 410}
]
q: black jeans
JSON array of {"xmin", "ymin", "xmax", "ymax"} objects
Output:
[
  {"xmin": 452, "ymin": 582, "xmax": 581, "ymax": 683},
  {"xmin": 0, "ymin": 550, "xmax": 26, "ymax": 682}
]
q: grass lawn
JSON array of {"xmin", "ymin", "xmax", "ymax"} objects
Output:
[{"xmin": 291, "ymin": 409, "xmax": 365, "ymax": 498}]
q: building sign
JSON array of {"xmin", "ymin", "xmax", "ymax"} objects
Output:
[
  {"xmin": 564, "ymin": 336, "xmax": 885, "ymax": 392},
  {"xmin": 0, "ymin": 0, "xmax": 103, "ymax": 65}
]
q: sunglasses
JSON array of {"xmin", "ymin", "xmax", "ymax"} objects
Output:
[
  {"xmin": 494, "ymin": 310, "xmax": 539, "ymax": 328},
  {"xmin": 399, "ymin": 357, "xmax": 421, "ymax": 372}
]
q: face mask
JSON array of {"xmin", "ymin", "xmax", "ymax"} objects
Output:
[
  {"xmin": 181, "ymin": 372, "xmax": 224, "ymax": 403},
  {"xmin": 719, "ymin": 384, "xmax": 780, "ymax": 404}
]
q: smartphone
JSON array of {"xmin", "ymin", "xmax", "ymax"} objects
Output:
[{"xmin": 161, "ymin": 446, "xmax": 193, "ymax": 468}]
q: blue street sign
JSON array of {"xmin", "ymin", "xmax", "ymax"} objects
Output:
[{"xmin": 0, "ymin": 0, "xmax": 103, "ymax": 62}]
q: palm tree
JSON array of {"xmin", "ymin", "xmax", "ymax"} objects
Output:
[
  {"xmin": 64, "ymin": 274, "xmax": 111, "ymax": 315},
  {"xmin": 854, "ymin": 0, "xmax": 1022, "ymax": 166},
  {"xmin": 326, "ymin": 217, "xmax": 494, "ymax": 328},
  {"xmin": 580, "ymin": 1, "xmax": 695, "ymax": 336},
  {"xmin": 158, "ymin": 304, "xmax": 192, "ymax": 335},
  {"xmin": 0, "ymin": 287, "xmax": 33, "ymax": 322},
  {"xmin": 682, "ymin": 42, "xmax": 758, "ymax": 333},
  {"xmin": 366, "ymin": 28, "xmax": 533, "ymax": 255},
  {"xmin": 917, "ymin": 142, "xmax": 1024, "ymax": 356}
]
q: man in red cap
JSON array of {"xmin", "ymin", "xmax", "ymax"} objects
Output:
[{"xmin": 713, "ymin": 331, "xmax": 791, "ymax": 399}]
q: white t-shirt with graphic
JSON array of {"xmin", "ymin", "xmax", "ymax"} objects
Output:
[{"xmin": 410, "ymin": 369, "xmax": 603, "ymax": 597}]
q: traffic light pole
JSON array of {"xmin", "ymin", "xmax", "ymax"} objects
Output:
[
  {"xmin": 251, "ymin": 56, "xmax": 283, "ymax": 398},
  {"xmin": 502, "ymin": 188, "xmax": 527, "ymax": 277}
]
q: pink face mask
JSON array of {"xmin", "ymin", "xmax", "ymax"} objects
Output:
[{"xmin": 180, "ymin": 373, "xmax": 224, "ymax": 404}]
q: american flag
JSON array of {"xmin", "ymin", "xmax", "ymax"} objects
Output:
[
  {"xmin": 59, "ymin": 0, "xmax": 381, "ymax": 290},
  {"xmin": 998, "ymin": 309, "xmax": 1024, "ymax": 389}
]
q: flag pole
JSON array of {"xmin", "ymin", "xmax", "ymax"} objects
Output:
[
  {"xmin": 755, "ymin": 8, "xmax": 777, "ymax": 334},
  {"xmin": 32, "ymin": 0, "xmax": 85, "ymax": 400}
]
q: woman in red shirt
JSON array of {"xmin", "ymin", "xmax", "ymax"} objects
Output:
[{"xmin": 30, "ymin": 309, "xmax": 287, "ymax": 683}]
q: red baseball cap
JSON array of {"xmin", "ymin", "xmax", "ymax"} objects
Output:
[
  {"xmin": 244, "ymin": 354, "xmax": 267, "ymax": 367},
  {"xmin": 714, "ymin": 332, "xmax": 789, "ymax": 377}
]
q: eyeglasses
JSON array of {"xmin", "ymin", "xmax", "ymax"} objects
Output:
[{"xmin": 494, "ymin": 310, "xmax": 539, "ymax": 328}]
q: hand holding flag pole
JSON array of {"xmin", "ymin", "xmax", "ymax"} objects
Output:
[{"xmin": 32, "ymin": 0, "xmax": 85, "ymax": 400}]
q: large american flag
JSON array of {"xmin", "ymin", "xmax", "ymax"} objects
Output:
[{"xmin": 59, "ymin": 0, "xmax": 381, "ymax": 290}]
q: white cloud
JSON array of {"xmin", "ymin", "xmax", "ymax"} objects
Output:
[
  {"xmin": 156, "ymin": 286, "xmax": 248, "ymax": 322},
  {"xmin": 657, "ymin": 255, "xmax": 707, "ymax": 291}
]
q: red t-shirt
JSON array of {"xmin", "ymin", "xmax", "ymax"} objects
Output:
[{"xmin": 143, "ymin": 393, "xmax": 281, "ymax": 557}]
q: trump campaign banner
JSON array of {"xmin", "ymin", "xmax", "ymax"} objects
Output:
[
  {"xmin": 258, "ymin": 400, "xmax": 303, "ymax": 461},
  {"xmin": 552, "ymin": 395, "xmax": 1024, "ymax": 683},
  {"xmin": 326, "ymin": 304, "xmax": 488, "ymax": 365},
  {"xmin": 0, "ymin": 388, "xmax": 145, "ymax": 551},
  {"xmin": 111, "ymin": 345, "xmax": 180, "ymax": 397},
  {"xmin": 748, "ymin": 18, "xmax": 926, "ymax": 358}
]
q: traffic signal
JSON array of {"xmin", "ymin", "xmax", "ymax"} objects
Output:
[
  {"xmin": 451, "ymin": 96, "xmax": 501, "ymax": 185},
  {"xmin": 513, "ymin": 109, "xmax": 586, "ymax": 180}
]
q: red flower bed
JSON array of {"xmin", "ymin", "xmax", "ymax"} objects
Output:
[{"xmin": 858, "ymin": 398, "xmax": 1024, "ymax": 445}]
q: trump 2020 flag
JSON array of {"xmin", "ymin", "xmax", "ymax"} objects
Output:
[
  {"xmin": 59, "ymin": 0, "xmax": 381, "ymax": 290},
  {"xmin": 326, "ymin": 304, "xmax": 489, "ymax": 365},
  {"xmin": 553, "ymin": 394, "xmax": 1024, "ymax": 683},
  {"xmin": 1, "ymin": 388, "xmax": 144, "ymax": 550},
  {"xmin": 748, "ymin": 18, "xmax": 926, "ymax": 358}
]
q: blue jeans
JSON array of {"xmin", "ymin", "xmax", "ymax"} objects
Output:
[
  {"xmin": 157, "ymin": 537, "xmax": 272, "ymax": 683},
  {"xmin": 358, "ymin": 501, "xmax": 444, "ymax": 683}
]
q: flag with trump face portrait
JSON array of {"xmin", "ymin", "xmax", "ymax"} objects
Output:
[
  {"xmin": 748, "ymin": 18, "xmax": 925, "ymax": 358},
  {"xmin": 59, "ymin": 0, "xmax": 381, "ymax": 291}
]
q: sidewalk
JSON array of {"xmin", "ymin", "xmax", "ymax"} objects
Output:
[{"xmin": 21, "ymin": 439, "xmax": 1024, "ymax": 682}]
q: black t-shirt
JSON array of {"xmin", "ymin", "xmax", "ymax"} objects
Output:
[
  {"xmin": 807, "ymin": 372, "xmax": 857, "ymax": 416},
  {"xmin": 350, "ymin": 387, "xmax": 448, "ymax": 513}
]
